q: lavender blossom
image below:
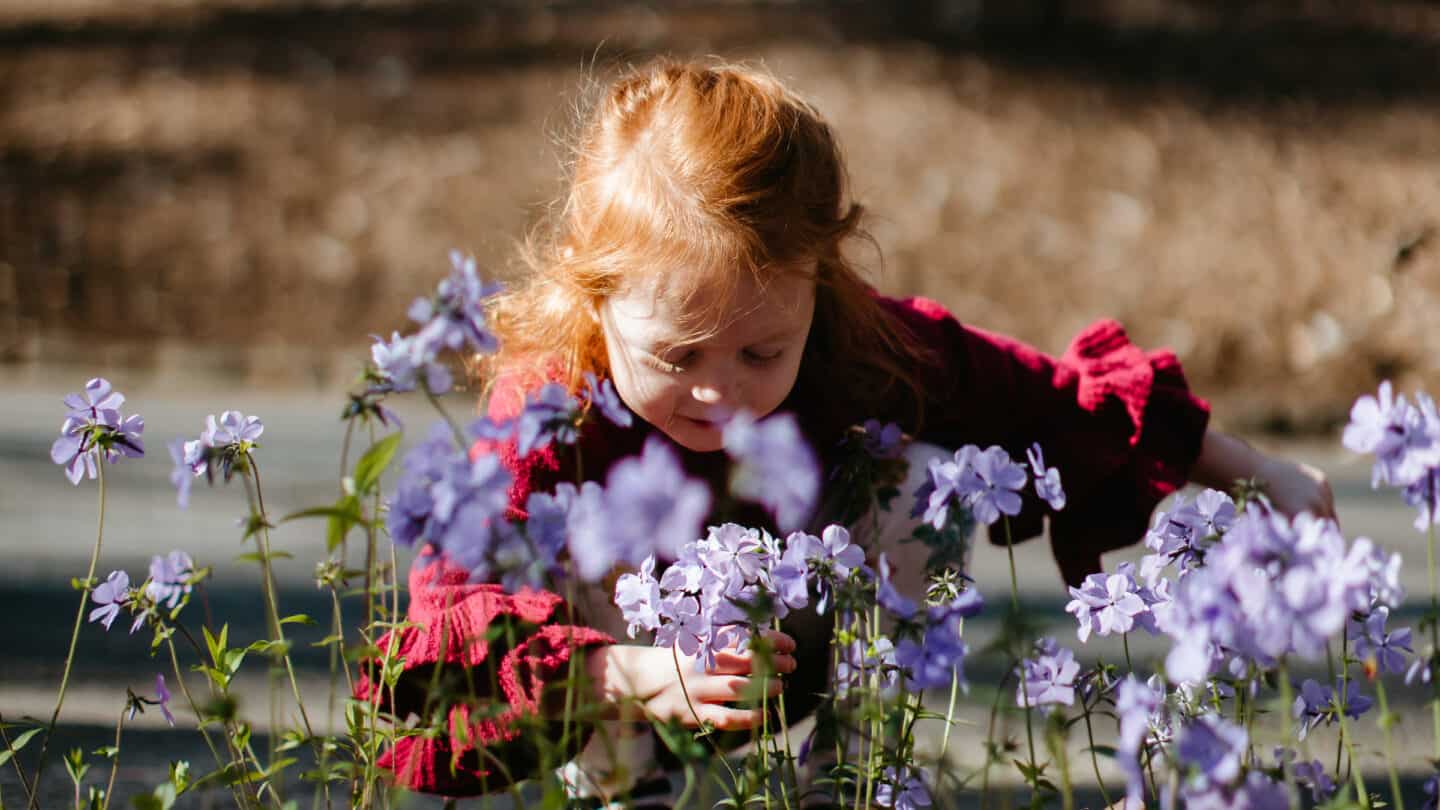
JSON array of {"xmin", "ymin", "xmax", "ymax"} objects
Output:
[
  {"xmin": 167, "ymin": 438, "xmax": 197, "ymax": 509},
  {"xmin": 1016, "ymin": 638, "xmax": 1079, "ymax": 707},
  {"xmin": 567, "ymin": 437, "xmax": 711, "ymax": 581},
  {"xmin": 860, "ymin": 419, "xmax": 904, "ymax": 459},
  {"xmin": 145, "ymin": 551, "xmax": 194, "ymax": 609},
  {"xmin": 369, "ymin": 331, "xmax": 453, "ymax": 394},
  {"xmin": 723, "ymin": 410, "xmax": 820, "ymax": 531},
  {"xmin": 1026, "ymin": 442, "xmax": 1066, "ymax": 510},
  {"xmin": 1065, "ymin": 568, "xmax": 1148, "ymax": 643},
  {"xmin": 966, "ymin": 445, "xmax": 1027, "ymax": 525},
  {"xmin": 1351, "ymin": 606, "xmax": 1413, "ymax": 675},
  {"xmin": 1293, "ymin": 677, "xmax": 1374, "ymax": 740},
  {"xmin": 896, "ymin": 624, "xmax": 968, "ymax": 691},
  {"xmin": 875, "ymin": 552, "xmax": 918, "ymax": 620},
  {"xmin": 51, "ymin": 378, "xmax": 144, "ymax": 485},
  {"xmin": 583, "ymin": 372, "xmax": 633, "ymax": 428},
  {"xmin": 875, "ymin": 766, "xmax": 931, "ymax": 810},
  {"xmin": 515, "ymin": 383, "xmax": 582, "ymax": 456},
  {"xmin": 408, "ymin": 250, "xmax": 501, "ymax": 358},
  {"xmin": 1176, "ymin": 714, "xmax": 1248, "ymax": 785},
  {"xmin": 1291, "ymin": 759, "xmax": 1337, "ymax": 803},
  {"xmin": 1116, "ymin": 676, "xmax": 1165, "ymax": 808},
  {"xmin": 88, "ymin": 570, "xmax": 130, "ymax": 631},
  {"xmin": 155, "ymin": 674, "xmax": 175, "ymax": 726},
  {"xmin": 615, "ymin": 555, "xmax": 663, "ymax": 638},
  {"xmin": 1344, "ymin": 381, "xmax": 1440, "ymax": 489},
  {"xmin": 1181, "ymin": 772, "xmax": 1288, "ymax": 810}
]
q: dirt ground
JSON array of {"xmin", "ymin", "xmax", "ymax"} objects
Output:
[{"xmin": 3, "ymin": 0, "xmax": 1440, "ymax": 432}]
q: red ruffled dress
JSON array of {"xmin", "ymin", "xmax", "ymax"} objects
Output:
[{"xmin": 356, "ymin": 294, "xmax": 1211, "ymax": 796}]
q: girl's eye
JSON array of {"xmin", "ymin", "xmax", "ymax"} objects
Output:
[
  {"xmin": 743, "ymin": 348, "xmax": 782, "ymax": 365},
  {"xmin": 650, "ymin": 349, "xmax": 696, "ymax": 373}
]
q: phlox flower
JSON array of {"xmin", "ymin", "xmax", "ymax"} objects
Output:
[
  {"xmin": 567, "ymin": 437, "xmax": 710, "ymax": 581},
  {"xmin": 1116, "ymin": 675, "xmax": 1166, "ymax": 808},
  {"xmin": 1015, "ymin": 638, "xmax": 1078, "ymax": 707},
  {"xmin": 875, "ymin": 552, "xmax": 918, "ymax": 620},
  {"xmin": 723, "ymin": 410, "xmax": 820, "ymax": 532},
  {"xmin": 1425, "ymin": 773, "xmax": 1440, "ymax": 810},
  {"xmin": 836, "ymin": 634, "xmax": 897, "ymax": 697},
  {"xmin": 1344, "ymin": 381, "xmax": 1440, "ymax": 490},
  {"xmin": 369, "ymin": 331, "xmax": 452, "ymax": 395},
  {"xmin": 1065, "ymin": 567, "xmax": 1148, "ymax": 643},
  {"xmin": 1292, "ymin": 677, "xmax": 1373, "ymax": 740},
  {"xmin": 89, "ymin": 570, "xmax": 131, "ymax": 631},
  {"xmin": 583, "ymin": 372, "xmax": 632, "ymax": 428},
  {"xmin": 896, "ymin": 625, "xmax": 968, "ymax": 691},
  {"xmin": 875, "ymin": 766, "xmax": 931, "ymax": 810},
  {"xmin": 614, "ymin": 555, "xmax": 663, "ymax": 638},
  {"xmin": 51, "ymin": 378, "xmax": 145, "ymax": 485},
  {"xmin": 1291, "ymin": 758, "xmax": 1337, "ymax": 803},
  {"xmin": 145, "ymin": 550, "xmax": 194, "ymax": 609},
  {"xmin": 966, "ymin": 445, "xmax": 1027, "ymax": 525},
  {"xmin": 155, "ymin": 674, "xmax": 175, "ymax": 726},
  {"xmin": 1176, "ymin": 714, "xmax": 1248, "ymax": 786},
  {"xmin": 860, "ymin": 419, "xmax": 904, "ymax": 459},
  {"xmin": 1350, "ymin": 606, "xmax": 1412, "ymax": 675},
  {"xmin": 515, "ymin": 383, "xmax": 582, "ymax": 456},
  {"xmin": 1180, "ymin": 772, "xmax": 1288, "ymax": 810},
  {"xmin": 1026, "ymin": 442, "xmax": 1065, "ymax": 510},
  {"xmin": 407, "ymin": 250, "xmax": 502, "ymax": 358}
]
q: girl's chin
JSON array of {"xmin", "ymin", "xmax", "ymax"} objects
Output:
[{"xmin": 664, "ymin": 416, "xmax": 725, "ymax": 452}]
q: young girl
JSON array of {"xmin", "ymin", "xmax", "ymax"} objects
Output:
[{"xmin": 360, "ymin": 57, "xmax": 1335, "ymax": 799}]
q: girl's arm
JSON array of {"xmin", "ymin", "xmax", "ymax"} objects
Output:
[
  {"xmin": 1190, "ymin": 428, "xmax": 1337, "ymax": 519},
  {"xmin": 585, "ymin": 631, "xmax": 797, "ymax": 730}
]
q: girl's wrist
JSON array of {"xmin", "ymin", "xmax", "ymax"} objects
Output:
[{"xmin": 1192, "ymin": 429, "xmax": 1266, "ymax": 491}]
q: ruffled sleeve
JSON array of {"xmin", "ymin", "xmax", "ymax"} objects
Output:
[
  {"xmin": 355, "ymin": 547, "xmax": 613, "ymax": 794},
  {"xmin": 353, "ymin": 364, "xmax": 617, "ymax": 796},
  {"xmin": 882, "ymin": 297, "xmax": 1210, "ymax": 586}
]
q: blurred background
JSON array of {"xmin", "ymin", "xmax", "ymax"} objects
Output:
[
  {"xmin": 4, "ymin": 0, "xmax": 1440, "ymax": 804},
  {"xmin": 4, "ymin": 0, "xmax": 1439, "ymax": 430}
]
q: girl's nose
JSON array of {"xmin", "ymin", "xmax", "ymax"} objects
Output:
[{"xmin": 691, "ymin": 384, "xmax": 725, "ymax": 405}]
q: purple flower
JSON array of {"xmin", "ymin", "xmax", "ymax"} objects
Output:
[
  {"xmin": 1026, "ymin": 443, "xmax": 1066, "ymax": 510},
  {"xmin": 1016, "ymin": 638, "xmax": 1079, "ymax": 707},
  {"xmin": 145, "ymin": 551, "xmax": 194, "ymax": 609},
  {"xmin": 763, "ymin": 536, "xmax": 810, "ymax": 619},
  {"xmin": 167, "ymin": 439, "xmax": 198, "ymax": 509},
  {"xmin": 615, "ymin": 555, "xmax": 663, "ymax": 638},
  {"xmin": 1065, "ymin": 569, "xmax": 1148, "ymax": 643},
  {"xmin": 723, "ymin": 411, "xmax": 820, "ymax": 532},
  {"xmin": 567, "ymin": 437, "xmax": 711, "ymax": 581},
  {"xmin": 875, "ymin": 553, "xmax": 917, "ymax": 620},
  {"xmin": 583, "ymin": 372, "xmax": 633, "ymax": 428},
  {"xmin": 875, "ymin": 766, "xmax": 931, "ymax": 810},
  {"xmin": 1293, "ymin": 677, "xmax": 1374, "ymax": 740},
  {"xmin": 1116, "ymin": 676, "xmax": 1165, "ymax": 807},
  {"xmin": 1181, "ymin": 772, "xmax": 1288, "ymax": 810},
  {"xmin": 1425, "ymin": 773, "xmax": 1440, "ymax": 810},
  {"xmin": 155, "ymin": 674, "xmax": 175, "ymax": 726},
  {"xmin": 1345, "ymin": 382, "xmax": 1440, "ymax": 489},
  {"xmin": 897, "ymin": 620, "xmax": 968, "ymax": 691},
  {"xmin": 516, "ymin": 383, "xmax": 582, "ymax": 456},
  {"xmin": 1351, "ymin": 606, "xmax": 1412, "ymax": 675},
  {"xmin": 1176, "ymin": 714, "xmax": 1248, "ymax": 785},
  {"xmin": 51, "ymin": 378, "xmax": 144, "ymax": 485},
  {"xmin": 1291, "ymin": 759, "xmax": 1336, "ymax": 803},
  {"xmin": 860, "ymin": 419, "xmax": 904, "ymax": 460},
  {"xmin": 64, "ymin": 378, "xmax": 124, "ymax": 424},
  {"xmin": 1406, "ymin": 468, "xmax": 1440, "ymax": 532},
  {"xmin": 89, "ymin": 570, "xmax": 131, "ymax": 631},
  {"xmin": 836, "ymin": 634, "xmax": 897, "ymax": 696},
  {"xmin": 801, "ymin": 525, "xmax": 865, "ymax": 613},
  {"xmin": 370, "ymin": 331, "xmax": 452, "ymax": 394},
  {"xmin": 203, "ymin": 411, "xmax": 263, "ymax": 448},
  {"xmin": 966, "ymin": 445, "xmax": 1026, "ymax": 526},
  {"xmin": 407, "ymin": 250, "xmax": 501, "ymax": 358}
]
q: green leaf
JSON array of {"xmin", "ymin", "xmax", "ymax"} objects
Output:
[
  {"xmin": 1084, "ymin": 745, "xmax": 1118, "ymax": 759},
  {"xmin": 279, "ymin": 614, "xmax": 315, "ymax": 627},
  {"xmin": 93, "ymin": 745, "xmax": 119, "ymax": 758},
  {"xmin": 353, "ymin": 433, "xmax": 403, "ymax": 495},
  {"xmin": 0, "ymin": 728, "xmax": 43, "ymax": 768},
  {"xmin": 235, "ymin": 550, "xmax": 294, "ymax": 563}
]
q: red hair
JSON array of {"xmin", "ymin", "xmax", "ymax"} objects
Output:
[{"xmin": 482, "ymin": 58, "xmax": 935, "ymax": 427}]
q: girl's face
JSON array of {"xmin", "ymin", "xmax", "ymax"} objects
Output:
[{"xmin": 600, "ymin": 268, "xmax": 816, "ymax": 453}]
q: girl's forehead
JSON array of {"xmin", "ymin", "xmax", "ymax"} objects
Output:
[{"xmin": 606, "ymin": 269, "xmax": 815, "ymax": 347}]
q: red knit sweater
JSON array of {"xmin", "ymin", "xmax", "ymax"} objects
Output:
[{"xmin": 356, "ymin": 294, "xmax": 1211, "ymax": 796}]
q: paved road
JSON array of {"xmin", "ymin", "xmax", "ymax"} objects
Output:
[{"xmin": 2, "ymin": 371, "xmax": 1434, "ymax": 806}]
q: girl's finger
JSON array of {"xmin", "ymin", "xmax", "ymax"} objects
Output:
[
  {"xmin": 708, "ymin": 649, "xmax": 797, "ymax": 676},
  {"xmin": 758, "ymin": 629, "xmax": 797, "ymax": 654},
  {"xmin": 691, "ymin": 704, "xmax": 763, "ymax": 731},
  {"xmin": 689, "ymin": 674, "xmax": 785, "ymax": 704}
]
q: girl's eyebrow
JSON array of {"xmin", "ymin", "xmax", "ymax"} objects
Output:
[{"xmin": 651, "ymin": 325, "xmax": 804, "ymax": 352}]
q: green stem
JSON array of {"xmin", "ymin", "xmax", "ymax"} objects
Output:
[
  {"xmin": 99, "ymin": 708, "xmax": 123, "ymax": 810},
  {"xmin": 165, "ymin": 639, "xmax": 251, "ymax": 808},
  {"xmin": 29, "ymin": 462, "xmax": 108, "ymax": 810},
  {"xmin": 1081, "ymin": 693, "xmax": 1112, "ymax": 808},
  {"xmin": 671, "ymin": 644, "xmax": 738, "ymax": 786},
  {"xmin": 0, "ymin": 715, "xmax": 36, "ymax": 808},
  {"xmin": 937, "ymin": 669, "xmax": 961, "ymax": 765},
  {"xmin": 1002, "ymin": 518, "xmax": 1038, "ymax": 795},
  {"xmin": 1375, "ymin": 677, "xmax": 1406, "ymax": 810},
  {"xmin": 1428, "ymin": 518, "xmax": 1440, "ymax": 761},
  {"xmin": 422, "ymin": 383, "xmax": 468, "ymax": 448},
  {"xmin": 245, "ymin": 458, "xmax": 316, "ymax": 741}
]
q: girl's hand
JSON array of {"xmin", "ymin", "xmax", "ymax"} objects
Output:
[
  {"xmin": 1193, "ymin": 429, "xmax": 1337, "ymax": 521},
  {"xmin": 587, "ymin": 630, "xmax": 797, "ymax": 730},
  {"xmin": 1257, "ymin": 455, "xmax": 1337, "ymax": 521}
]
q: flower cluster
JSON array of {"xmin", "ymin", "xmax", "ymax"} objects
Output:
[
  {"xmin": 168, "ymin": 411, "xmax": 265, "ymax": 507},
  {"xmin": 369, "ymin": 251, "xmax": 502, "ymax": 395},
  {"xmin": 723, "ymin": 411, "xmax": 820, "ymax": 532},
  {"xmin": 89, "ymin": 550, "xmax": 196, "ymax": 634},
  {"xmin": 615, "ymin": 523, "xmax": 811, "ymax": 666},
  {"xmin": 1065, "ymin": 561, "xmax": 1168, "ymax": 643},
  {"xmin": 916, "ymin": 443, "xmax": 1063, "ymax": 530},
  {"xmin": 51, "ymin": 378, "xmax": 145, "ymax": 485},
  {"xmin": 1138, "ymin": 489, "xmax": 1236, "ymax": 580},
  {"xmin": 1346, "ymin": 381, "xmax": 1440, "ymax": 530},
  {"xmin": 1015, "ymin": 637, "xmax": 1080, "ymax": 707},
  {"xmin": 1158, "ymin": 507, "xmax": 1389, "ymax": 683}
]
